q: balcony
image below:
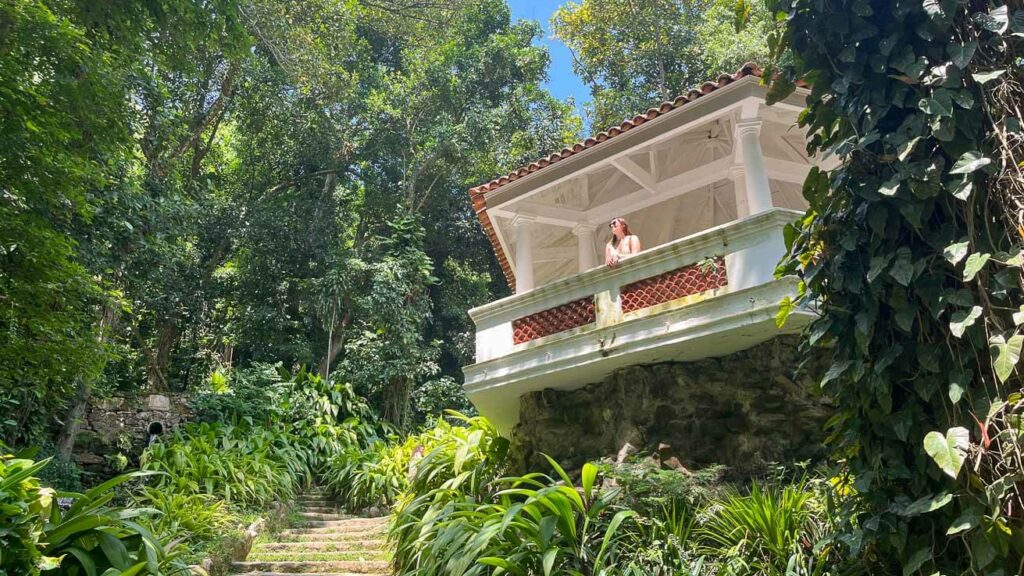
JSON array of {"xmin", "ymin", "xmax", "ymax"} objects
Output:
[{"xmin": 463, "ymin": 208, "xmax": 815, "ymax": 433}]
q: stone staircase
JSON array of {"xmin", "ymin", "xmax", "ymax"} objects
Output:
[{"xmin": 231, "ymin": 489, "xmax": 391, "ymax": 575}]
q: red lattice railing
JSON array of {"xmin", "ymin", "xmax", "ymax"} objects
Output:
[
  {"xmin": 513, "ymin": 297, "xmax": 596, "ymax": 344},
  {"xmin": 620, "ymin": 258, "xmax": 727, "ymax": 314}
]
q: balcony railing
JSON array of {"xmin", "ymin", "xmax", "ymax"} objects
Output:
[
  {"xmin": 463, "ymin": 208, "xmax": 811, "ymax": 433},
  {"xmin": 470, "ymin": 208, "xmax": 802, "ymax": 363}
]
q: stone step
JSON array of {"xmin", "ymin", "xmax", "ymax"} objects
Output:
[
  {"xmin": 247, "ymin": 551, "xmax": 389, "ymax": 563},
  {"xmin": 297, "ymin": 512, "xmax": 349, "ymax": 521},
  {"xmin": 273, "ymin": 529, "xmax": 387, "ymax": 541},
  {"xmin": 231, "ymin": 560, "xmax": 390, "ymax": 574},
  {"xmin": 300, "ymin": 518, "xmax": 387, "ymax": 528},
  {"xmin": 229, "ymin": 569, "xmax": 387, "ymax": 573},
  {"xmin": 254, "ymin": 541, "xmax": 385, "ymax": 553},
  {"xmin": 299, "ymin": 502, "xmax": 337, "ymax": 510}
]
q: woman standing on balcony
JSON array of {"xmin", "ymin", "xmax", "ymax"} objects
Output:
[{"xmin": 605, "ymin": 217, "xmax": 641, "ymax": 268}]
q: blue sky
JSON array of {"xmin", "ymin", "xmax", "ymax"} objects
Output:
[{"xmin": 507, "ymin": 0, "xmax": 590, "ymax": 117}]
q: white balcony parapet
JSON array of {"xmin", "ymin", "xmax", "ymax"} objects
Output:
[{"xmin": 463, "ymin": 208, "xmax": 815, "ymax": 434}]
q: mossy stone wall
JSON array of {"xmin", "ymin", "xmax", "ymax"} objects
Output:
[{"xmin": 512, "ymin": 336, "xmax": 832, "ymax": 473}]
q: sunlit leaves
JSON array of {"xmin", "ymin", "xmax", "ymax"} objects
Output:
[
  {"xmin": 943, "ymin": 241, "xmax": 970, "ymax": 265},
  {"xmin": 949, "ymin": 306, "xmax": 982, "ymax": 338},
  {"xmin": 990, "ymin": 334, "xmax": 1024, "ymax": 383},
  {"xmin": 949, "ymin": 151, "xmax": 991, "ymax": 174},
  {"xmin": 963, "ymin": 253, "xmax": 991, "ymax": 281},
  {"xmin": 764, "ymin": 0, "xmax": 1019, "ymax": 570},
  {"xmin": 923, "ymin": 428, "xmax": 970, "ymax": 479},
  {"xmin": 972, "ymin": 69, "xmax": 1006, "ymax": 84}
]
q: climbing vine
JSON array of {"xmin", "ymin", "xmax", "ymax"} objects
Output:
[{"xmin": 766, "ymin": 0, "xmax": 1023, "ymax": 573}]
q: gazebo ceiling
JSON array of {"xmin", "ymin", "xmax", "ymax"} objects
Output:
[{"xmin": 469, "ymin": 63, "xmax": 812, "ymax": 291}]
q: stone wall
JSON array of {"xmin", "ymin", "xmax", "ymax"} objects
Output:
[
  {"xmin": 74, "ymin": 393, "xmax": 193, "ymax": 472},
  {"xmin": 512, "ymin": 336, "xmax": 832, "ymax": 473}
]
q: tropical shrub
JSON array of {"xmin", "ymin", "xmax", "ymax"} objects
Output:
[
  {"xmin": 132, "ymin": 488, "xmax": 232, "ymax": 542},
  {"xmin": 140, "ymin": 422, "xmax": 307, "ymax": 507},
  {"xmin": 391, "ymin": 457, "xmax": 635, "ymax": 576},
  {"xmin": 699, "ymin": 481, "xmax": 816, "ymax": 575},
  {"xmin": 1, "ymin": 451, "xmax": 188, "ymax": 576},
  {"xmin": 1, "ymin": 453, "xmax": 50, "ymax": 574},
  {"xmin": 324, "ymin": 412, "xmax": 506, "ymax": 510},
  {"xmin": 192, "ymin": 365, "xmax": 380, "ymax": 474}
]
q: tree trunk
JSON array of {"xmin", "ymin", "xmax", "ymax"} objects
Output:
[
  {"xmin": 318, "ymin": 331, "xmax": 346, "ymax": 380},
  {"xmin": 143, "ymin": 322, "xmax": 179, "ymax": 392},
  {"xmin": 56, "ymin": 303, "xmax": 117, "ymax": 458},
  {"xmin": 318, "ymin": 312, "xmax": 350, "ymax": 379},
  {"xmin": 382, "ymin": 377, "xmax": 412, "ymax": 430},
  {"xmin": 57, "ymin": 378, "xmax": 90, "ymax": 459}
]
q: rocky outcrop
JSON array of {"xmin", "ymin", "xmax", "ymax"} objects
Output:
[{"xmin": 513, "ymin": 336, "xmax": 832, "ymax": 473}]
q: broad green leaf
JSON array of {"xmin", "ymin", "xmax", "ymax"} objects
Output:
[
  {"xmin": 991, "ymin": 334, "xmax": 1024, "ymax": 382},
  {"xmin": 65, "ymin": 548, "xmax": 96, "ymax": 576},
  {"xmin": 889, "ymin": 247, "xmax": 914, "ymax": 286},
  {"xmin": 948, "ymin": 41, "xmax": 977, "ymax": 68},
  {"xmin": 947, "ymin": 510, "xmax": 980, "ymax": 535},
  {"xmin": 1013, "ymin": 305, "xmax": 1024, "ymax": 326},
  {"xmin": 900, "ymin": 492, "xmax": 953, "ymax": 516},
  {"xmin": 918, "ymin": 90, "xmax": 953, "ymax": 117},
  {"xmin": 963, "ymin": 252, "xmax": 990, "ymax": 281},
  {"xmin": 976, "ymin": 5, "xmax": 1008, "ymax": 32},
  {"xmin": 950, "ymin": 306, "xmax": 982, "ymax": 338},
  {"xmin": 972, "ymin": 70, "xmax": 1005, "ymax": 84},
  {"xmin": 776, "ymin": 296, "xmax": 793, "ymax": 328},
  {"xmin": 943, "ymin": 241, "xmax": 969, "ymax": 265},
  {"xmin": 948, "ymin": 380, "xmax": 965, "ymax": 404},
  {"xmin": 542, "ymin": 548, "xmax": 558, "ymax": 576},
  {"xmin": 903, "ymin": 546, "xmax": 931, "ymax": 576},
  {"xmin": 879, "ymin": 179, "xmax": 900, "ymax": 196},
  {"xmin": 950, "ymin": 151, "xmax": 991, "ymax": 174},
  {"xmin": 923, "ymin": 427, "xmax": 969, "ymax": 479},
  {"xmin": 950, "ymin": 178, "xmax": 972, "ymax": 200}
]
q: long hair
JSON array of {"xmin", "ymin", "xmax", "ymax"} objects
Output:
[{"xmin": 610, "ymin": 217, "xmax": 632, "ymax": 249}]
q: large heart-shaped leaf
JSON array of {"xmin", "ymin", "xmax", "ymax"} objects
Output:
[
  {"xmin": 950, "ymin": 306, "xmax": 982, "ymax": 338},
  {"xmin": 950, "ymin": 151, "xmax": 991, "ymax": 174},
  {"xmin": 923, "ymin": 427, "xmax": 969, "ymax": 479},
  {"xmin": 991, "ymin": 334, "xmax": 1024, "ymax": 382},
  {"xmin": 963, "ymin": 252, "xmax": 990, "ymax": 281},
  {"xmin": 943, "ymin": 240, "xmax": 969, "ymax": 265}
]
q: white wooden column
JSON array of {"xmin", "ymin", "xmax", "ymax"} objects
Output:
[
  {"xmin": 734, "ymin": 119, "xmax": 772, "ymax": 215},
  {"xmin": 511, "ymin": 215, "xmax": 536, "ymax": 293},
  {"xmin": 730, "ymin": 165, "xmax": 749, "ymax": 219},
  {"xmin": 572, "ymin": 223, "xmax": 598, "ymax": 273}
]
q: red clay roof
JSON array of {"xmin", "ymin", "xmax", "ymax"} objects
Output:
[{"xmin": 472, "ymin": 62, "xmax": 764, "ymax": 291}]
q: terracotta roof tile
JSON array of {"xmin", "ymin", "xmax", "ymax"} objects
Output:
[{"xmin": 470, "ymin": 62, "xmax": 765, "ymax": 290}]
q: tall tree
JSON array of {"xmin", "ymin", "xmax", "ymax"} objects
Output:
[{"xmin": 552, "ymin": 0, "xmax": 770, "ymax": 130}]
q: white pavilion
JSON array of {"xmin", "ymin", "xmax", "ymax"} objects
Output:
[{"xmin": 463, "ymin": 64, "xmax": 819, "ymax": 433}]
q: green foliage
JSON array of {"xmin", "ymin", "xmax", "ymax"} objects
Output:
[
  {"xmin": 600, "ymin": 460, "xmax": 729, "ymax": 513},
  {"xmin": 2, "ymin": 0, "xmax": 580, "ymax": 449},
  {"xmin": 193, "ymin": 364, "xmax": 380, "ymax": 472},
  {"xmin": 700, "ymin": 481, "xmax": 817, "ymax": 575},
  {"xmin": 140, "ymin": 423, "xmax": 308, "ymax": 508},
  {"xmin": 0, "ymin": 451, "xmax": 188, "ymax": 576},
  {"xmin": 131, "ymin": 488, "xmax": 231, "ymax": 543},
  {"xmin": 765, "ymin": 0, "xmax": 1024, "ymax": 572},
  {"xmin": 552, "ymin": 0, "xmax": 769, "ymax": 129}
]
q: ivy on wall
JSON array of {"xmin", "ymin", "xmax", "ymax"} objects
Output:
[{"xmin": 765, "ymin": 0, "xmax": 1023, "ymax": 573}]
